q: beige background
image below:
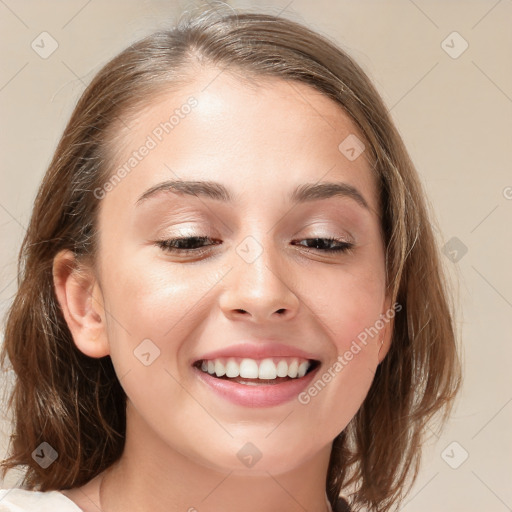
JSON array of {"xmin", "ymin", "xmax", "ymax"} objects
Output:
[{"xmin": 1, "ymin": 1, "xmax": 511, "ymax": 511}]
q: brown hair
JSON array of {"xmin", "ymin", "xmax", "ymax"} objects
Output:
[{"xmin": 0, "ymin": 5, "xmax": 462, "ymax": 511}]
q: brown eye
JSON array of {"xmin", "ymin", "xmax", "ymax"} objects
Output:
[
  {"xmin": 292, "ymin": 237, "xmax": 354, "ymax": 253},
  {"xmin": 156, "ymin": 236, "xmax": 220, "ymax": 253}
]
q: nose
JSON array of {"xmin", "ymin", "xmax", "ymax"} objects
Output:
[{"xmin": 219, "ymin": 236, "xmax": 300, "ymax": 323}]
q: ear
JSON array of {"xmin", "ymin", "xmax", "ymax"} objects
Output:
[
  {"xmin": 52, "ymin": 249, "xmax": 110, "ymax": 358},
  {"xmin": 377, "ymin": 291, "xmax": 396, "ymax": 364}
]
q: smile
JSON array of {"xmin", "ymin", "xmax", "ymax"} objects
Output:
[
  {"xmin": 195, "ymin": 356, "xmax": 318, "ymax": 382},
  {"xmin": 193, "ymin": 357, "xmax": 321, "ymax": 407}
]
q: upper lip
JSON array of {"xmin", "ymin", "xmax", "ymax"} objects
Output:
[{"xmin": 192, "ymin": 342, "xmax": 321, "ymax": 364}]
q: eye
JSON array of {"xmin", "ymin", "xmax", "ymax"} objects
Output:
[
  {"xmin": 291, "ymin": 237, "xmax": 354, "ymax": 254},
  {"xmin": 155, "ymin": 236, "xmax": 354, "ymax": 255},
  {"xmin": 155, "ymin": 236, "xmax": 220, "ymax": 254}
]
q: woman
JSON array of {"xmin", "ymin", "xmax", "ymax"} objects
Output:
[{"xmin": 0, "ymin": 6, "xmax": 461, "ymax": 512}]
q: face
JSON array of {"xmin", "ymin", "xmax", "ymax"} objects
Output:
[{"xmin": 70, "ymin": 68, "xmax": 392, "ymax": 475}]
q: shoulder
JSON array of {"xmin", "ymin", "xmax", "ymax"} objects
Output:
[{"xmin": 0, "ymin": 488, "xmax": 83, "ymax": 512}]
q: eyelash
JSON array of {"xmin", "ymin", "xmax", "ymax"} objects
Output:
[{"xmin": 155, "ymin": 236, "xmax": 354, "ymax": 255}]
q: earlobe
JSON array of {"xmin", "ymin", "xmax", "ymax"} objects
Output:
[{"xmin": 52, "ymin": 249, "xmax": 110, "ymax": 358}]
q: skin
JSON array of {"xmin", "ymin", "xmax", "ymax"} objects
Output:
[{"xmin": 53, "ymin": 67, "xmax": 393, "ymax": 512}]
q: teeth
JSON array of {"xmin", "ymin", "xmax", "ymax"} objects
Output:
[
  {"xmin": 288, "ymin": 360, "xmax": 298, "ymax": 378},
  {"xmin": 276, "ymin": 360, "xmax": 288, "ymax": 377},
  {"xmin": 197, "ymin": 357, "xmax": 313, "ymax": 380},
  {"xmin": 298, "ymin": 361, "xmax": 309, "ymax": 378},
  {"xmin": 259, "ymin": 358, "xmax": 277, "ymax": 379},
  {"xmin": 225, "ymin": 358, "xmax": 240, "ymax": 378},
  {"xmin": 240, "ymin": 359, "xmax": 259, "ymax": 378},
  {"xmin": 214, "ymin": 359, "xmax": 226, "ymax": 377}
]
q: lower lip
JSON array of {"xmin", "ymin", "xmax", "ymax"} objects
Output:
[{"xmin": 193, "ymin": 364, "xmax": 321, "ymax": 407}]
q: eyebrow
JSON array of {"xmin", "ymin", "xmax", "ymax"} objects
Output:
[{"xmin": 136, "ymin": 179, "xmax": 370, "ymax": 210}]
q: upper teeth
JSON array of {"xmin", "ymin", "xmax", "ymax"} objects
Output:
[{"xmin": 199, "ymin": 357, "xmax": 311, "ymax": 379}]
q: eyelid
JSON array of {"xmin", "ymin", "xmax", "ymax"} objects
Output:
[
  {"xmin": 294, "ymin": 218, "xmax": 356, "ymax": 240},
  {"xmin": 155, "ymin": 235, "xmax": 355, "ymax": 256}
]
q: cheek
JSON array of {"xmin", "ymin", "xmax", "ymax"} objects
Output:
[
  {"xmin": 310, "ymin": 260, "xmax": 386, "ymax": 350},
  {"xmin": 295, "ymin": 258, "xmax": 387, "ymax": 435},
  {"xmin": 98, "ymin": 257, "xmax": 214, "ymax": 422},
  {"xmin": 105, "ymin": 244, "xmax": 198, "ymax": 311},
  {"xmin": 99, "ymin": 253, "xmax": 222, "ymax": 369},
  {"xmin": 296, "ymin": 287, "xmax": 384, "ymax": 442}
]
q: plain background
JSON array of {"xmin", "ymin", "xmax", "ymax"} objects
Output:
[{"xmin": 0, "ymin": 1, "xmax": 511, "ymax": 511}]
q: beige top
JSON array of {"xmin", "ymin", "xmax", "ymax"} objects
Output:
[
  {"xmin": 0, "ymin": 488, "xmax": 337, "ymax": 511},
  {"xmin": 0, "ymin": 489, "xmax": 83, "ymax": 512}
]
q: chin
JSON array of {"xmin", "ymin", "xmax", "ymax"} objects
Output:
[{"xmin": 189, "ymin": 436, "xmax": 320, "ymax": 477}]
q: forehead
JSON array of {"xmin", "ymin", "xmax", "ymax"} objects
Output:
[{"xmin": 101, "ymin": 68, "xmax": 379, "ymax": 216}]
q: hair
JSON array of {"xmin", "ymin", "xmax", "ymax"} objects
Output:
[{"xmin": 0, "ymin": 5, "xmax": 462, "ymax": 512}]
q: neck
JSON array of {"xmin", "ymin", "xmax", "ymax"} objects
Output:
[{"xmin": 99, "ymin": 402, "xmax": 334, "ymax": 512}]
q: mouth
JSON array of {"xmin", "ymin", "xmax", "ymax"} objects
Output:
[{"xmin": 193, "ymin": 356, "xmax": 321, "ymax": 386}]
